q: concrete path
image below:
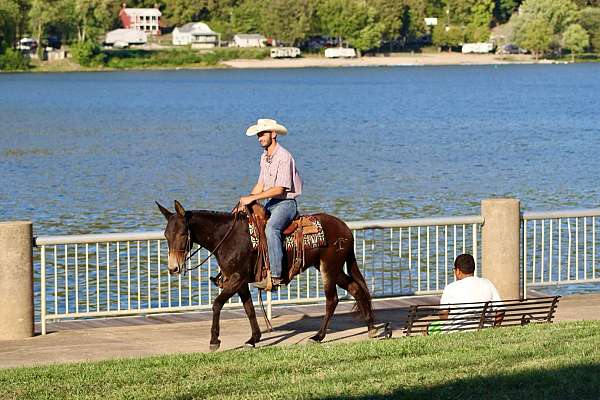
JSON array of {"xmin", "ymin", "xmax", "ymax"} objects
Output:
[{"xmin": 1, "ymin": 293, "xmax": 598, "ymax": 369}]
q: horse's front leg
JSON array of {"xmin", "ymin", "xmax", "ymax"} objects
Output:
[
  {"xmin": 210, "ymin": 272, "xmax": 242, "ymax": 351},
  {"xmin": 238, "ymin": 283, "xmax": 261, "ymax": 347}
]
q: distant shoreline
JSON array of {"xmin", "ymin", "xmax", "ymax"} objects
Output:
[
  {"xmin": 221, "ymin": 53, "xmax": 542, "ymax": 69},
  {"xmin": 2, "ymin": 52, "xmax": 577, "ymax": 74}
]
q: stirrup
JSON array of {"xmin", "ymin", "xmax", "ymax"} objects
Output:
[{"xmin": 252, "ymin": 271, "xmax": 273, "ymax": 291}]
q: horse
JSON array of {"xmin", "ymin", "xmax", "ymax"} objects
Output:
[{"xmin": 157, "ymin": 200, "xmax": 384, "ymax": 351}]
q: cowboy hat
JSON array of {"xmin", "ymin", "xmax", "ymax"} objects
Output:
[{"xmin": 245, "ymin": 118, "xmax": 288, "ymax": 136}]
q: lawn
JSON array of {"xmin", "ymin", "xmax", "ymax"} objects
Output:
[{"xmin": 1, "ymin": 321, "xmax": 599, "ymax": 400}]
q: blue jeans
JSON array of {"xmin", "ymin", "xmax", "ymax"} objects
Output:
[{"xmin": 265, "ymin": 198, "xmax": 297, "ymax": 279}]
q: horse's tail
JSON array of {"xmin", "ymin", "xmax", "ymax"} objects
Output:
[{"xmin": 346, "ymin": 249, "xmax": 374, "ymax": 324}]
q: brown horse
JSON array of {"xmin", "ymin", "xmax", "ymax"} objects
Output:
[{"xmin": 157, "ymin": 200, "xmax": 381, "ymax": 351}]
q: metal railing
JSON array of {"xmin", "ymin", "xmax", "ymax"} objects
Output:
[
  {"xmin": 522, "ymin": 209, "xmax": 600, "ymax": 295},
  {"xmin": 34, "ymin": 215, "xmax": 483, "ymax": 334}
]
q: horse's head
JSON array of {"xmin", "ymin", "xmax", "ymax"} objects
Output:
[{"xmin": 156, "ymin": 200, "xmax": 188, "ymax": 275}]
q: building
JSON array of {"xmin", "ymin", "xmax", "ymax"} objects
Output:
[
  {"xmin": 232, "ymin": 34, "xmax": 266, "ymax": 48},
  {"xmin": 105, "ymin": 29, "xmax": 147, "ymax": 46},
  {"xmin": 172, "ymin": 22, "xmax": 220, "ymax": 48},
  {"xmin": 119, "ymin": 4, "xmax": 161, "ymax": 35}
]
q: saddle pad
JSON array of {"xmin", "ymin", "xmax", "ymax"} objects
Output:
[{"xmin": 248, "ymin": 216, "xmax": 326, "ymax": 251}]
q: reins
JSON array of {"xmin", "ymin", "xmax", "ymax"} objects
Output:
[
  {"xmin": 180, "ymin": 204, "xmax": 241, "ymax": 275},
  {"xmin": 174, "ymin": 203, "xmax": 274, "ymax": 333}
]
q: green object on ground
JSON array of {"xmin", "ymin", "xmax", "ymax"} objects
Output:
[{"xmin": 428, "ymin": 319, "xmax": 444, "ymax": 335}]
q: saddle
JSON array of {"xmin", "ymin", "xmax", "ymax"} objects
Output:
[{"xmin": 246, "ymin": 203, "xmax": 326, "ymax": 287}]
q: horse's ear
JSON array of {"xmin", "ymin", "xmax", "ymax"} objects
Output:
[
  {"xmin": 174, "ymin": 200, "xmax": 186, "ymax": 217},
  {"xmin": 156, "ymin": 201, "xmax": 173, "ymax": 220}
]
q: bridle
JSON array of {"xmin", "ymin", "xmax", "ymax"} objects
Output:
[{"xmin": 169, "ymin": 206, "xmax": 240, "ymax": 275}]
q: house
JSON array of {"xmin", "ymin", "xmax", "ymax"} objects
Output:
[
  {"xmin": 172, "ymin": 22, "xmax": 220, "ymax": 48},
  {"xmin": 232, "ymin": 34, "xmax": 266, "ymax": 48},
  {"xmin": 119, "ymin": 3, "xmax": 161, "ymax": 35},
  {"xmin": 105, "ymin": 29, "xmax": 147, "ymax": 46}
]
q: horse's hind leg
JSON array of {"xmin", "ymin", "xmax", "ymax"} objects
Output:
[
  {"xmin": 310, "ymin": 268, "xmax": 339, "ymax": 343},
  {"xmin": 238, "ymin": 283, "xmax": 261, "ymax": 347},
  {"xmin": 336, "ymin": 272, "xmax": 376, "ymax": 334},
  {"xmin": 210, "ymin": 273, "xmax": 242, "ymax": 351}
]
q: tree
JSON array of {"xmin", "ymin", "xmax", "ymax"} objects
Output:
[
  {"xmin": 512, "ymin": 0, "xmax": 578, "ymax": 55},
  {"xmin": 493, "ymin": 0, "xmax": 518, "ymax": 24},
  {"xmin": 71, "ymin": 0, "xmax": 113, "ymax": 43},
  {"xmin": 514, "ymin": 17, "xmax": 553, "ymax": 59},
  {"xmin": 515, "ymin": 0, "xmax": 578, "ymax": 35},
  {"xmin": 367, "ymin": 0, "xmax": 404, "ymax": 50},
  {"xmin": 432, "ymin": 24, "xmax": 464, "ymax": 51},
  {"xmin": 348, "ymin": 6, "xmax": 385, "ymax": 53},
  {"xmin": 0, "ymin": 0, "xmax": 20, "ymax": 51},
  {"xmin": 162, "ymin": 0, "xmax": 208, "ymax": 27},
  {"xmin": 29, "ymin": 0, "xmax": 61, "ymax": 56},
  {"xmin": 578, "ymin": 7, "xmax": 600, "ymax": 52},
  {"xmin": 317, "ymin": 0, "xmax": 384, "ymax": 52},
  {"xmin": 260, "ymin": 0, "xmax": 316, "ymax": 45},
  {"xmin": 562, "ymin": 23, "xmax": 589, "ymax": 61},
  {"xmin": 230, "ymin": 0, "xmax": 262, "ymax": 34}
]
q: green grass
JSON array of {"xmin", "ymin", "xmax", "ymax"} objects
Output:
[
  {"xmin": 103, "ymin": 47, "xmax": 269, "ymax": 69},
  {"xmin": 1, "ymin": 321, "xmax": 599, "ymax": 399}
]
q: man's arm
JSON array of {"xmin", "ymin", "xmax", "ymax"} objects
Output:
[
  {"xmin": 240, "ymin": 186, "xmax": 285, "ymax": 206},
  {"xmin": 250, "ymin": 181, "xmax": 264, "ymax": 195}
]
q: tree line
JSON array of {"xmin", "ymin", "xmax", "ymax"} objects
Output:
[{"xmin": 1, "ymin": 0, "xmax": 600, "ymax": 64}]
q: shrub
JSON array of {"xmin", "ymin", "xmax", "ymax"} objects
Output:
[
  {"xmin": 70, "ymin": 41, "xmax": 106, "ymax": 67},
  {"xmin": 0, "ymin": 48, "xmax": 29, "ymax": 71}
]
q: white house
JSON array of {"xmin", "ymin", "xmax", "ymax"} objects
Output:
[
  {"xmin": 232, "ymin": 34, "xmax": 266, "ymax": 48},
  {"xmin": 105, "ymin": 29, "xmax": 147, "ymax": 46},
  {"xmin": 172, "ymin": 22, "xmax": 220, "ymax": 48}
]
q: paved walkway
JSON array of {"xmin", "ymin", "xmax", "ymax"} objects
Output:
[{"xmin": 1, "ymin": 293, "xmax": 599, "ymax": 369}]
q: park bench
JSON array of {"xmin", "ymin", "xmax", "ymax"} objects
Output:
[{"xmin": 402, "ymin": 296, "xmax": 561, "ymax": 336}]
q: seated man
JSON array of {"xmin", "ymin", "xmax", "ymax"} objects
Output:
[{"xmin": 428, "ymin": 253, "xmax": 504, "ymax": 334}]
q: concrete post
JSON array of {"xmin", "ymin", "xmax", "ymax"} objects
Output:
[
  {"xmin": 481, "ymin": 199, "xmax": 521, "ymax": 300},
  {"xmin": 0, "ymin": 221, "xmax": 34, "ymax": 340}
]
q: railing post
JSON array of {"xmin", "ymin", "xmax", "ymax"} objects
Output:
[
  {"xmin": 481, "ymin": 199, "xmax": 521, "ymax": 300},
  {"xmin": 0, "ymin": 221, "xmax": 34, "ymax": 340}
]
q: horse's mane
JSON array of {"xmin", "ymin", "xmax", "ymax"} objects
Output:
[{"xmin": 189, "ymin": 209, "xmax": 232, "ymax": 217}]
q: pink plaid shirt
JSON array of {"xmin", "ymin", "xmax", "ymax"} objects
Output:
[{"xmin": 258, "ymin": 144, "xmax": 302, "ymax": 199}]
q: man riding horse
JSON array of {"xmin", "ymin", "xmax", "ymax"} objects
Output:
[
  {"xmin": 157, "ymin": 119, "xmax": 390, "ymax": 350},
  {"xmin": 238, "ymin": 118, "xmax": 303, "ymax": 289}
]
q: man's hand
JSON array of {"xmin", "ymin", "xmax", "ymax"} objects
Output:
[{"xmin": 239, "ymin": 195, "xmax": 255, "ymax": 207}]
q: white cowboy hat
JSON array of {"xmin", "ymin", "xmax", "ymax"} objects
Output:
[{"xmin": 245, "ymin": 118, "xmax": 288, "ymax": 136}]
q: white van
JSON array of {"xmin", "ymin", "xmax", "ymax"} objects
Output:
[
  {"xmin": 270, "ymin": 47, "xmax": 301, "ymax": 58},
  {"xmin": 324, "ymin": 47, "xmax": 356, "ymax": 58},
  {"xmin": 461, "ymin": 43, "xmax": 493, "ymax": 54}
]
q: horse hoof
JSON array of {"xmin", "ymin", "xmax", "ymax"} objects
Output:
[
  {"xmin": 209, "ymin": 342, "xmax": 220, "ymax": 352},
  {"xmin": 308, "ymin": 336, "xmax": 322, "ymax": 344},
  {"xmin": 244, "ymin": 342, "xmax": 256, "ymax": 348}
]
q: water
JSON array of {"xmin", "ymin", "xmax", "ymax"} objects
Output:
[
  {"xmin": 2, "ymin": 64, "xmax": 599, "ymax": 236},
  {"xmin": 1, "ymin": 64, "xmax": 600, "ymax": 301}
]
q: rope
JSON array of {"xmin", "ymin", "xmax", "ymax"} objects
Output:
[{"xmin": 258, "ymin": 289, "xmax": 273, "ymax": 332}]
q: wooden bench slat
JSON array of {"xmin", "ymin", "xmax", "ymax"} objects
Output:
[{"xmin": 403, "ymin": 296, "xmax": 560, "ymax": 336}]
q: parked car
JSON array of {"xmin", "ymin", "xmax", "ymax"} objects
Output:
[
  {"xmin": 16, "ymin": 37, "xmax": 37, "ymax": 52},
  {"xmin": 496, "ymin": 44, "xmax": 526, "ymax": 55}
]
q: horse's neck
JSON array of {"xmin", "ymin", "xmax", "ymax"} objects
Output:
[{"xmin": 187, "ymin": 211, "xmax": 235, "ymax": 251}]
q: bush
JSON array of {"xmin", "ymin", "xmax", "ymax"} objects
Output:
[
  {"xmin": 70, "ymin": 41, "xmax": 106, "ymax": 67},
  {"xmin": 0, "ymin": 48, "xmax": 29, "ymax": 71}
]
